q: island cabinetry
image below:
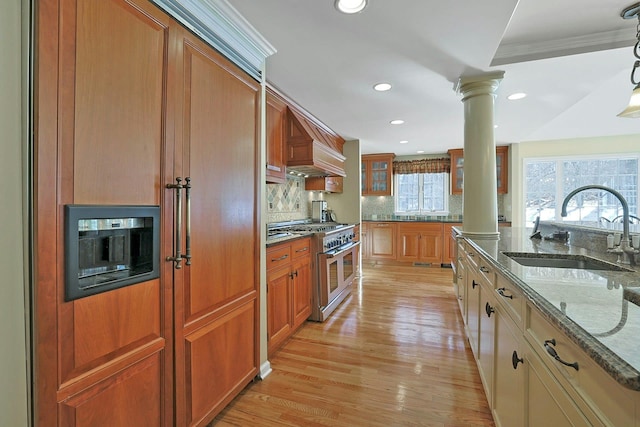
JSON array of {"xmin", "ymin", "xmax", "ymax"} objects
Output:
[
  {"xmin": 267, "ymin": 238, "xmax": 312, "ymax": 356},
  {"xmin": 368, "ymin": 222, "xmax": 397, "ymax": 259},
  {"xmin": 266, "ymin": 89, "xmax": 287, "ymax": 184},
  {"xmin": 448, "ymin": 145, "xmax": 509, "ymax": 195},
  {"xmin": 361, "ymin": 153, "xmax": 394, "ymax": 196},
  {"xmin": 458, "ymin": 239, "xmax": 640, "ymax": 427},
  {"xmin": 397, "ymin": 223, "xmax": 443, "ymax": 265},
  {"xmin": 525, "ymin": 303, "xmax": 636, "ymax": 427}
]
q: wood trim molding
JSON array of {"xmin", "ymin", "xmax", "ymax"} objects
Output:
[{"xmin": 148, "ymin": 0, "xmax": 276, "ymax": 79}]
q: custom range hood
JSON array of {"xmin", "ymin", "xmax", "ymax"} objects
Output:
[{"xmin": 285, "ymin": 107, "xmax": 346, "ymax": 177}]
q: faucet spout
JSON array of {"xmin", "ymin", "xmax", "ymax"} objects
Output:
[{"xmin": 561, "ymin": 185, "xmax": 633, "ymax": 263}]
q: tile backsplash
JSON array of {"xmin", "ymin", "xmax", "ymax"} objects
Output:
[{"xmin": 266, "ymin": 176, "xmax": 309, "ymax": 223}]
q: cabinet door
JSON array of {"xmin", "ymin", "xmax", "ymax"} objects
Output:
[
  {"xmin": 362, "ymin": 154, "xmax": 394, "ymax": 196},
  {"xmin": 448, "ymin": 149, "xmax": 464, "ymax": 195},
  {"xmin": 173, "ymin": 27, "xmax": 259, "ymax": 425},
  {"xmin": 267, "ymin": 265, "xmax": 292, "ymax": 353},
  {"xmin": 397, "ymin": 228, "xmax": 421, "ymax": 261},
  {"xmin": 496, "ymin": 145, "xmax": 508, "ymax": 194},
  {"xmin": 447, "ymin": 147, "xmax": 509, "ymax": 195},
  {"xmin": 442, "ymin": 223, "xmax": 462, "ymax": 265},
  {"xmin": 52, "ymin": 0, "xmax": 170, "ymax": 425},
  {"xmin": 526, "ymin": 347, "xmax": 591, "ymax": 426},
  {"xmin": 291, "ymin": 257, "xmax": 312, "ymax": 329},
  {"xmin": 419, "ymin": 226, "xmax": 443, "ymax": 264},
  {"xmin": 492, "ymin": 308, "xmax": 524, "ymax": 427},
  {"xmin": 466, "ymin": 271, "xmax": 481, "ymax": 357},
  {"xmin": 478, "ymin": 285, "xmax": 496, "ymax": 404},
  {"xmin": 369, "ymin": 223, "xmax": 397, "ymax": 259},
  {"xmin": 266, "ymin": 90, "xmax": 286, "ymax": 184}
]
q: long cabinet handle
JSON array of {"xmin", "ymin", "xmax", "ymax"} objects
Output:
[
  {"xmin": 166, "ymin": 177, "xmax": 183, "ymax": 269},
  {"xmin": 295, "ymin": 247, "xmax": 309, "ymax": 253},
  {"xmin": 184, "ymin": 177, "xmax": 192, "ymax": 266},
  {"xmin": 544, "ymin": 339, "xmax": 579, "ymax": 371},
  {"xmin": 479, "ymin": 266, "xmax": 490, "ymax": 273},
  {"xmin": 272, "ymin": 254, "xmax": 289, "ymax": 262}
]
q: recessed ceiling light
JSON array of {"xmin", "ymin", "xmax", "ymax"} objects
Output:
[
  {"xmin": 335, "ymin": 0, "xmax": 368, "ymax": 14},
  {"xmin": 417, "ymin": 150, "xmax": 425, "ymax": 154},
  {"xmin": 494, "ymin": 124, "xmax": 498, "ymax": 128},
  {"xmin": 399, "ymin": 140, "xmax": 409, "ymax": 144},
  {"xmin": 507, "ymin": 92, "xmax": 527, "ymax": 100},
  {"xmin": 390, "ymin": 119, "xmax": 404, "ymax": 125},
  {"xmin": 373, "ymin": 82, "xmax": 392, "ymax": 91}
]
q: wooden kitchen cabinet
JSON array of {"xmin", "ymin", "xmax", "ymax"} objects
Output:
[
  {"xmin": 305, "ymin": 176, "xmax": 343, "ymax": 193},
  {"xmin": 442, "ymin": 223, "xmax": 462, "ymax": 265},
  {"xmin": 361, "ymin": 153, "xmax": 394, "ymax": 196},
  {"xmin": 267, "ymin": 238, "xmax": 312, "ymax": 356},
  {"xmin": 448, "ymin": 145, "xmax": 509, "ymax": 195},
  {"xmin": 368, "ymin": 222, "xmax": 397, "ymax": 259},
  {"xmin": 266, "ymin": 88, "xmax": 287, "ymax": 184},
  {"xmin": 396, "ymin": 223, "xmax": 443, "ymax": 265},
  {"xmin": 35, "ymin": 2, "xmax": 261, "ymax": 425}
]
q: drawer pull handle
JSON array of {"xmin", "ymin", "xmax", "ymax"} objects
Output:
[
  {"xmin": 272, "ymin": 254, "xmax": 289, "ymax": 262},
  {"xmin": 544, "ymin": 339, "xmax": 579, "ymax": 371},
  {"xmin": 485, "ymin": 302, "xmax": 495, "ymax": 317},
  {"xmin": 512, "ymin": 350, "xmax": 524, "ymax": 369},
  {"xmin": 295, "ymin": 247, "xmax": 309, "ymax": 253},
  {"xmin": 479, "ymin": 266, "xmax": 490, "ymax": 273},
  {"xmin": 472, "ymin": 280, "xmax": 479, "ymax": 289},
  {"xmin": 497, "ymin": 287, "xmax": 513, "ymax": 299},
  {"xmin": 468, "ymin": 252, "xmax": 475, "ymax": 257}
]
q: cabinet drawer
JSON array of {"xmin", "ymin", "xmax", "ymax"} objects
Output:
[
  {"xmin": 494, "ymin": 273, "xmax": 523, "ymax": 330},
  {"xmin": 291, "ymin": 238, "xmax": 311, "ymax": 260},
  {"xmin": 525, "ymin": 304, "xmax": 636, "ymax": 427},
  {"xmin": 266, "ymin": 244, "xmax": 292, "ymax": 271}
]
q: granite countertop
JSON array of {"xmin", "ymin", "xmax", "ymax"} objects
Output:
[
  {"xmin": 463, "ymin": 227, "xmax": 640, "ymax": 390},
  {"xmin": 265, "ymin": 232, "xmax": 313, "ymax": 247},
  {"xmin": 362, "ymin": 215, "xmax": 464, "ymax": 223}
]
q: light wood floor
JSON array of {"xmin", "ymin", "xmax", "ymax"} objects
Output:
[{"xmin": 213, "ymin": 264, "xmax": 495, "ymax": 426}]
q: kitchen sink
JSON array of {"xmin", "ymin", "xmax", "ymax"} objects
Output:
[{"xmin": 502, "ymin": 252, "xmax": 634, "ymax": 272}]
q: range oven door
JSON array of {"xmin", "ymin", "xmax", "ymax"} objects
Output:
[{"xmin": 318, "ymin": 241, "xmax": 360, "ymax": 309}]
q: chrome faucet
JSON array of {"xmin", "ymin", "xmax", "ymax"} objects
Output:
[{"xmin": 560, "ymin": 185, "xmax": 636, "ymax": 265}]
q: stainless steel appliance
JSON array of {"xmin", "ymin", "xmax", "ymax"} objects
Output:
[
  {"xmin": 266, "ymin": 220, "xmax": 359, "ymax": 321},
  {"xmin": 311, "ymin": 200, "xmax": 328, "ymax": 223},
  {"xmin": 64, "ymin": 205, "xmax": 160, "ymax": 301}
]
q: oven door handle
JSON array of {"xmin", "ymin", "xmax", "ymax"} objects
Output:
[{"xmin": 322, "ymin": 241, "xmax": 360, "ymax": 258}]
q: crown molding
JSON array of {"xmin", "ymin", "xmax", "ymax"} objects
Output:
[
  {"xmin": 492, "ymin": 29, "xmax": 635, "ymax": 66},
  {"xmin": 150, "ymin": 0, "xmax": 276, "ymax": 79}
]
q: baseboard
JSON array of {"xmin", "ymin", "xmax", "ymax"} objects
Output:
[{"xmin": 258, "ymin": 360, "xmax": 272, "ymax": 380}]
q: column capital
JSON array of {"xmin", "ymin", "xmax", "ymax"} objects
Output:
[{"xmin": 456, "ymin": 71, "xmax": 505, "ymax": 101}]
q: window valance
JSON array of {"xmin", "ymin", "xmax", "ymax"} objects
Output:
[{"xmin": 393, "ymin": 158, "xmax": 450, "ymax": 175}]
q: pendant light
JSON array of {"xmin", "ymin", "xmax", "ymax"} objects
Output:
[{"xmin": 618, "ymin": 3, "xmax": 640, "ymax": 118}]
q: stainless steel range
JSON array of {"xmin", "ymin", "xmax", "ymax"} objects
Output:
[{"xmin": 267, "ymin": 220, "xmax": 359, "ymax": 321}]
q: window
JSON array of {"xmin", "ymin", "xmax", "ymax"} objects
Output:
[
  {"xmin": 524, "ymin": 156, "xmax": 639, "ymax": 224},
  {"xmin": 395, "ymin": 172, "xmax": 449, "ymax": 215}
]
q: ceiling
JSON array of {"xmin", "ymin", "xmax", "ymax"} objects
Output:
[{"xmin": 226, "ymin": 0, "xmax": 640, "ymax": 156}]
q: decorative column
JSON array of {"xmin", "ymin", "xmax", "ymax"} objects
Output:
[{"xmin": 457, "ymin": 72, "xmax": 504, "ymax": 240}]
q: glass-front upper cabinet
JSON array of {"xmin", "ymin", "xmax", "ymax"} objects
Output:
[
  {"xmin": 448, "ymin": 146, "xmax": 509, "ymax": 195},
  {"xmin": 362, "ymin": 153, "xmax": 395, "ymax": 196}
]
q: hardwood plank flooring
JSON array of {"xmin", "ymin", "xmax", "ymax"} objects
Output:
[{"xmin": 212, "ymin": 264, "xmax": 494, "ymax": 426}]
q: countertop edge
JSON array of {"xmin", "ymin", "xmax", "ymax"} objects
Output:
[{"xmin": 463, "ymin": 236, "xmax": 640, "ymax": 391}]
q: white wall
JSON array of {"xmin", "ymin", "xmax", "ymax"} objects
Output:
[
  {"xmin": 325, "ymin": 140, "xmax": 361, "ymax": 224},
  {"xmin": 510, "ymin": 134, "xmax": 640, "ymax": 227},
  {"xmin": 0, "ymin": 0, "xmax": 29, "ymax": 425}
]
